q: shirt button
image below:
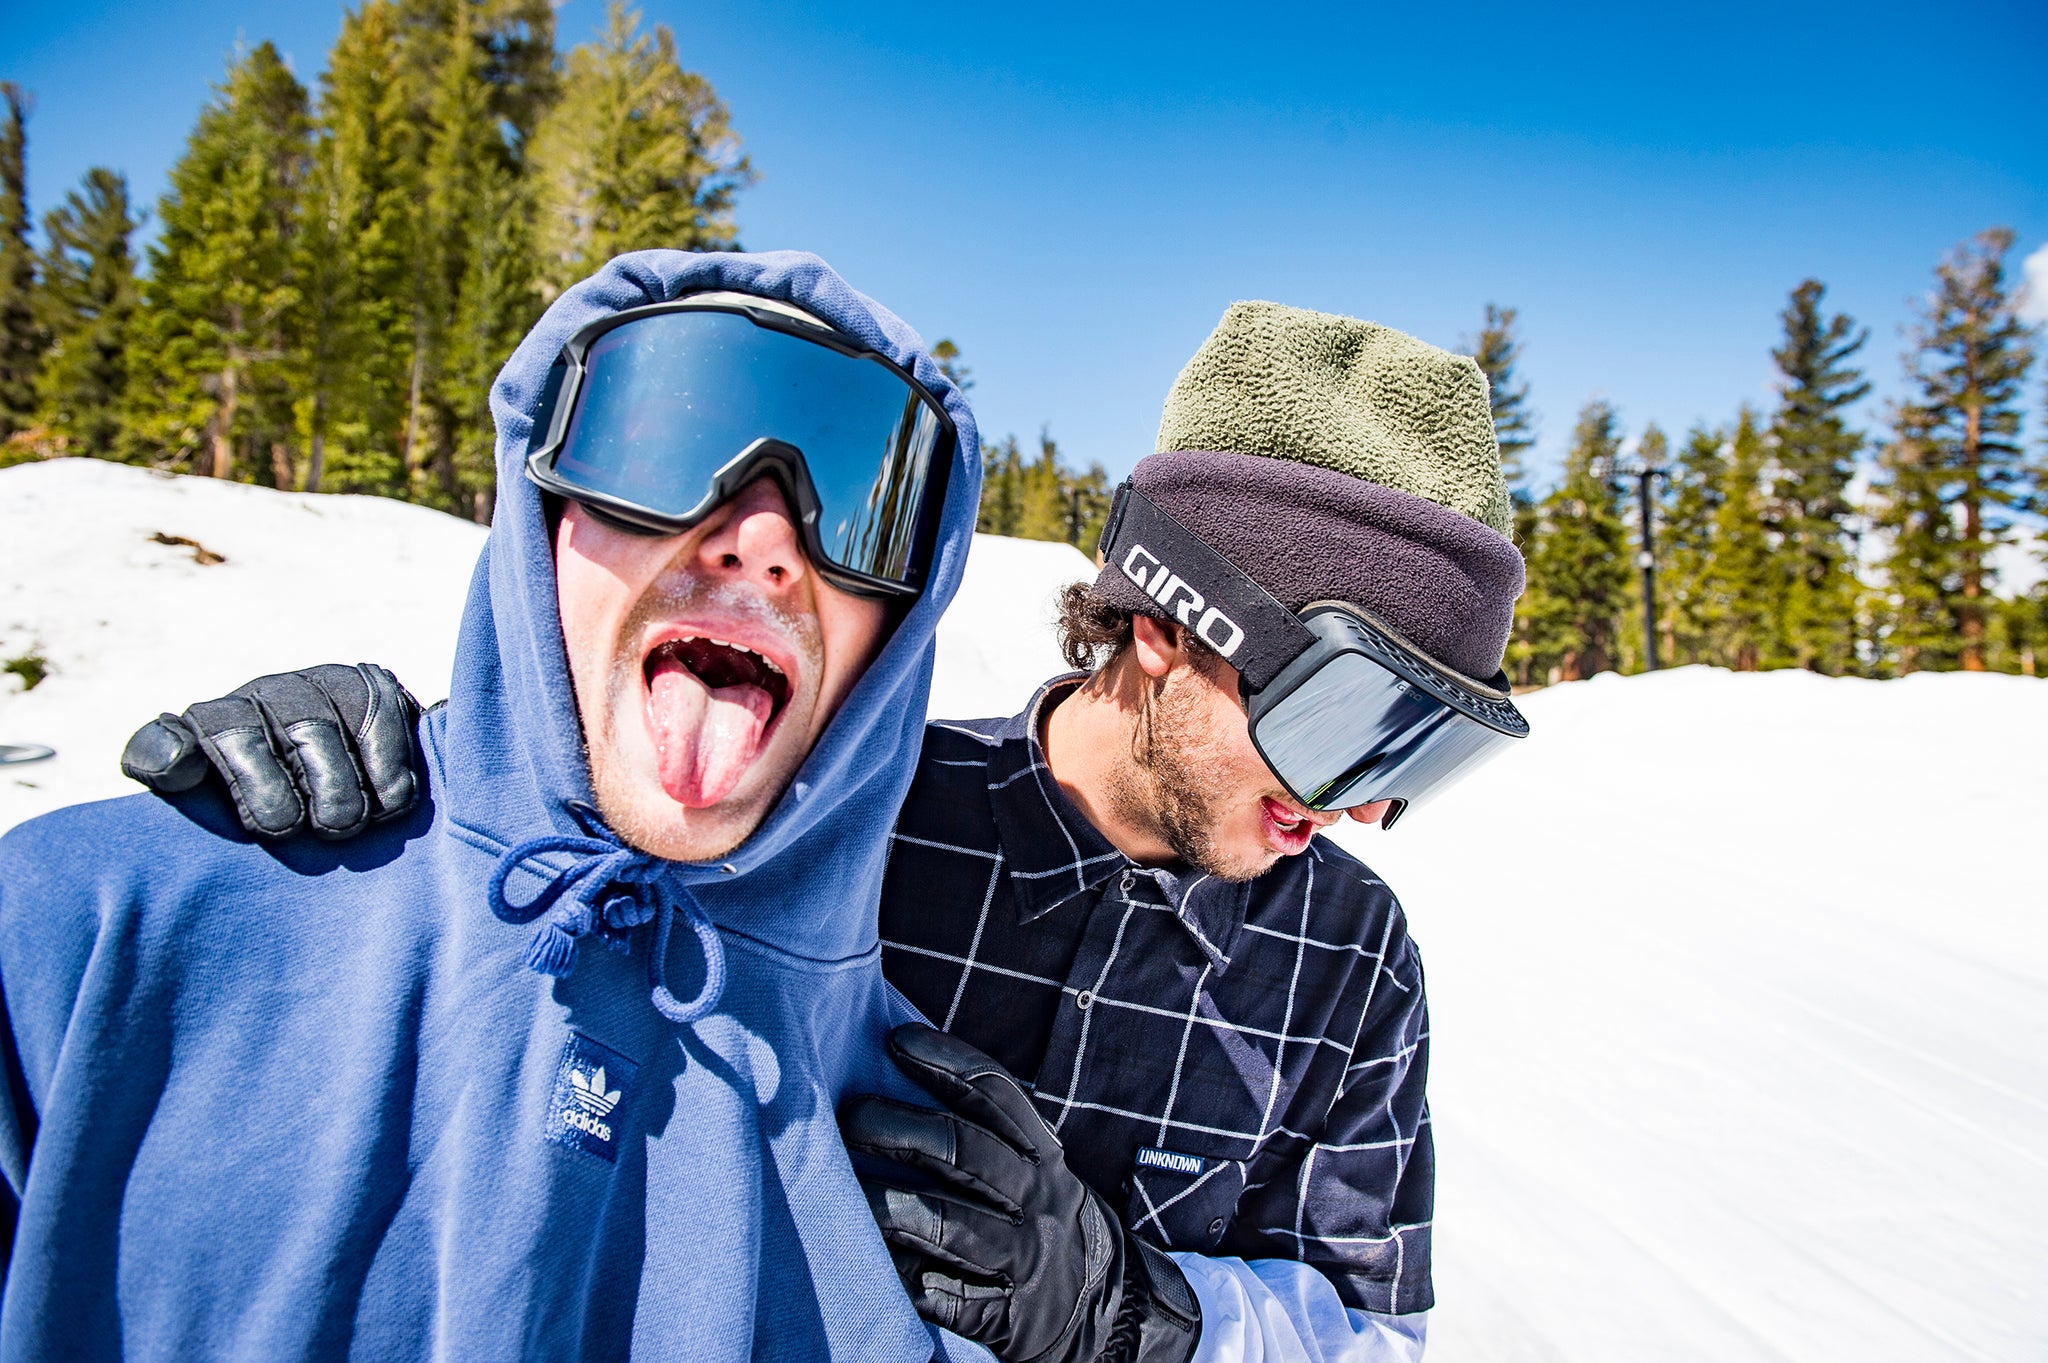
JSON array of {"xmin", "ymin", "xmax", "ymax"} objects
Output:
[
  {"xmin": 1119, "ymin": 871, "xmax": 1135, "ymax": 892},
  {"xmin": 1075, "ymin": 990, "xmax": 1095, "ymax": 1011},
  {"xmin": 1208, "ymin": 1217, "xmax": 1227, "ymax": 1236}
]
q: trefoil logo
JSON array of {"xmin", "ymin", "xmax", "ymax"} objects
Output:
[
  {"xmin": 563, "ymin": 1065, "xmax": 622, "ymax": 1142},
  {"xmin": 569, "ymin": 1065, "xmax": 621, "ymax": 1117},
  {"xmin": 548, "ymin": 1032, "xmax": 640, "ymax": 1164},
  {"xmin": 1120, "ymin": 545, "xmax": 1246, "ymax": 657}
]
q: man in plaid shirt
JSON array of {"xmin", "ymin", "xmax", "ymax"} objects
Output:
[
  {"xmin": 866, "ymin": 673, "xmax": 1435, "ymax": 1358},
  {"xmin": 841, "ymin": 301, "xmax": 1524, "ymax": 1363},
  {"xmin": 144, "ymin": 301, "xmax": 1527, "ymax": 1363}
]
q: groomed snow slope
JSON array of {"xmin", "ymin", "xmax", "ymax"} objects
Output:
[
  {"xmin": 4, "ymin": 460, "xmax": 2044, "ymax": 1360},
  {"xmin": 1329, "ymin": 668, "xmax": 2047, "ymax": 1363}
]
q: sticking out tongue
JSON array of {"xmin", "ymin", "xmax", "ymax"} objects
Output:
[{"xmin": 645, "ymin": 641, "xmax": 784, "ymax": 807}]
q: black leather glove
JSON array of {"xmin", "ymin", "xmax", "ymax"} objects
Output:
[
  {"xmin": 842, "ymin": 1024, "xmax": 1200, "ymax": 1363},
  {"xmin": 120, "ymin": 663, "xmax": 422, "ymax": 840}
]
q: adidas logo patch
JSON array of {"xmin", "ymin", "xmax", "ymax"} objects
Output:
[{"xmin": 548, "ymin": 1032, "xmax": 640, "ymax": 1164}]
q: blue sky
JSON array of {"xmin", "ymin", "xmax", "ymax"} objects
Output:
[{"xmin": 9, "ymin": 0, "xmax": 2047, "ymax": 486}]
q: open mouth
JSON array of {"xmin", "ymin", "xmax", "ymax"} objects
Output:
[
  {"xmin": 1260, "ymin": 795, "xmax": 1317, "ymax": 856},
  {"xmin": 643, "ymin": 635, "xmax": 795, "ymax": 809}
]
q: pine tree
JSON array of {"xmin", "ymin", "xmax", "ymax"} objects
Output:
[
  {"xmin": 973, "ymin": 429, "xmax": 1111, "ymax": 549},
  {"xmin": 977, "ymin": 434, "xmax": 1024, "ymax": 535},
  {"xmin": 1988, "ymin": 588, "xmax": 2045, "ymax": 676},
  {"xmin": 406, "ymin": 3, "xmax": 492, "ymax": 505},
  {"xmin": 1064, "ymin": 461, "xmax": 1114, "ymax": 552},
  {"xmin": 1010, "ymin": 430, "xmax": 1074, "ymax": 543},
  {"xmin": 0, "ymin": 84, "xmax": 41, "ymax": 439},
  {"xmin": 1465, "ymin": 304, "xmax": 1539, "ymax": 680},
  {"xmin": 34, "ymin": 168, "xmax": 139, "ymax": 460},
  {"xmin": 1874, "ymin": 229, "xmax": 2037, "ymax": 672},
  {"xmin": 125, "ymin": 44, "xmax": 312, "ymax": 481},
  {"xmin": 1700, "ymin": 409, "xmax": 1783, "ymax": 670},
  {"xmin": 1520, "ymin": 401, "xmax": 1631, "ymax": 681},
  {"xmin": 1463, "ymin": 304, "xmax": 1536, "ymax": 504},
  {"xmin": 440, "ymin": 158, "xmax": 535, "ymax": 520},
  {"xmin": 1658, "ymin": 424, "xmax": 1728, "ymax": 667},
  {"xmin": 295, "ymin": 0, "xmax": 420, "ymax": 495},
  {"xmin": 931, "ymin": 339, "xmax": 971, "ymax": 393},
  {"xmin": 392, "ymin": 0, "xmax": 558, "ymax": 150},
  {"xmin": 529, "ymin": 1, "xmax": 752, "ymax": 296},
  {"xmin": 397, "ymin": 0, "xmax": 557, "ymax": 517},
  {"xmin": 1872, "ymin": 399, "xmax": 1959, "ymax": 673},
  {"xmin": 1768, "ymin": 279, "xmax": 1869, "ymax": 674}
]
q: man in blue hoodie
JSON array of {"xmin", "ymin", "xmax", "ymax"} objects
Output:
[{"xmin": 0, "ymin": 251, "xmax": 1208, "ymax": 1360}]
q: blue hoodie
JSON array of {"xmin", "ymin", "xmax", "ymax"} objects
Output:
[{"xmin": 0, "ymin": 251, "xmax": 992, "ymax": 1362}]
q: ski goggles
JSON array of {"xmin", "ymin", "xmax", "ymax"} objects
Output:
[
  {"xmin": 1098, "ymin": 483, "xmax": 1529, "ymax": 828},
  {"xmin": 525, "ymin": 296, "xmax": 957, "ymax": 598}
]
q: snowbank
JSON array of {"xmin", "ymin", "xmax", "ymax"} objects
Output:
[
  {"xmin": 1329, "ymin": 666, "xmax": 2048, "ymax": 1361},
  {"xmin": 3, "ymin": 460, "xmax": 2043, "ymax": 1360},
  {"xmin": 930, "ymin": 532, "xmax": 1094, "ymax": 720},
  {"xmin": 1, "ymin": 459, "xmax": 488, "ymax": 826}
]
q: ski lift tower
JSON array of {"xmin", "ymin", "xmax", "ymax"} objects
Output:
[{"xmin": 1614, "ymin": 461, "xmax": 1667, "ymax": 670}]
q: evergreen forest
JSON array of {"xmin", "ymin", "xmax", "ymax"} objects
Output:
[{"xmin": 3, "ymin": 4, "xmax": 2045, "ymax": 681}]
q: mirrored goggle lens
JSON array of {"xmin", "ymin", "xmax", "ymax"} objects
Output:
[
  {"xmin": 554, "ymin": 310, "xmax": 947, "ymax": 583},
  {"xmin": 1253, "ymin": 652, "xmax": 1518, "ymax": 811}
]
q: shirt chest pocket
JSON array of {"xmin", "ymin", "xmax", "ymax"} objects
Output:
[{"xmin": 1124, "ymin": 1151, "xmax": 1247, "ymax": 1253}]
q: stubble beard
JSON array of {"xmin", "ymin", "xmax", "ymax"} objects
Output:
[{"xmin": 1104, "ymin": 665, "xmax": 1278, "ymax": 885}]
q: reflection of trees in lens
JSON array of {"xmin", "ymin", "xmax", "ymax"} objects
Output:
[{"xmin": 838, "ymin": 393, "xmax": 933, "ymax": 581}]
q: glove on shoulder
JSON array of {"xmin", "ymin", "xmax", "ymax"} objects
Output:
[
  {"xmin": 842, "ymin": 1023, "xmax": 1200, "ymax": 1363},
  {"xmin": 120, "ymin": 663, "xmax": 422, "ymax": 840}
]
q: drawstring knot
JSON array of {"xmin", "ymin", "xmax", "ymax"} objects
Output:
[{"xmin": 488, "ymin": 832, "xmax": 726, "ymax": 1025}]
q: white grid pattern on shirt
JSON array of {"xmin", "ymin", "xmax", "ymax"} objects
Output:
[
  {"xmin": 1048, "ymin": 895, "xmax": 1141, "ymax": 1135},
  {"xmin": 942, "ymin": 850, "xmax": 1009, "ymax": 1032},
  {"xmin": 876, "ymin": 704, "xmax": 1434, "ymax": 1314}
]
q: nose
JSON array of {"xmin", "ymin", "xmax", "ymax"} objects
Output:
[{"xmin": 692, "ymin": 478, "xmax": 808, "ymax": 594}]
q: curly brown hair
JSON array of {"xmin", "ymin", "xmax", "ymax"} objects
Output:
[
  {"xmin": 1054, "ymin": 581, "xmax": 1217, "ymax": 673},
  {"xmin": 1053, "ymin": 581, "xmax": 1132, "ymax": 671}
]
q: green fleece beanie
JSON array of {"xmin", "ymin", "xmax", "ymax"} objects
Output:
[{"xmin": 1154, "ymin": 300, "xmax": 1512, "ymax": 537}]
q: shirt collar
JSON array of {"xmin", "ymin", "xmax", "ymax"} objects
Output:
[{"xmin": 985, "ymin": 675, "xmax": 1250, "ymax": 973}]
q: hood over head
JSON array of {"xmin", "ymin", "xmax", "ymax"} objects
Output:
[{"xmin": 438, "ymin": 250, "xmax": 980, "ymax": 973}]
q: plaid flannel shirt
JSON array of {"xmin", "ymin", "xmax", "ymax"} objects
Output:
[{"xmin": 878, "ymin": 677, "xmax": 1434, "ymax": 1314}]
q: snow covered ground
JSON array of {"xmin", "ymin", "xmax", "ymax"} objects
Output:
[
  {"xmin": 1331, "ymin": 669, "xmax": 2048, "ymax": 1363},
  {"xmin": 0, "ymin": 459, "xmax": 488, "ymax": 824},
  {"xmin": 4, "ymin": 459, "xmax": 2044, "ymax": 1360}
]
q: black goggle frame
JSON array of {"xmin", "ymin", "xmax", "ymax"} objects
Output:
[{"xmin": 523, "ymin": 298, "xmax": 958, "ymax": 600}]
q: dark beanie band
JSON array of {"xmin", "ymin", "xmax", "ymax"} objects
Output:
[{"xmin": 1093, "ymin": 449, "xmax": 1524, "ymax": 681}]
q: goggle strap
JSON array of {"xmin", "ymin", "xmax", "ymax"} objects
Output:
[{"xmin": 1097, "ymin": 483, "xmax": 1315, "ymax": 690}]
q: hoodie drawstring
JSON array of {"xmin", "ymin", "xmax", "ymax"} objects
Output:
[
  {"xmin": 488, "ymin": 834, "xmax": 727, "ymax": 1025},
  {"xmin": 647, "ymin": 884, "xmax": 727, "ymax": 1026}
]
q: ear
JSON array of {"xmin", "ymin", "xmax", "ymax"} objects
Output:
[{"xmin": 1130, "ymin": 613, "xmax": 1184, "ymax": 680}]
